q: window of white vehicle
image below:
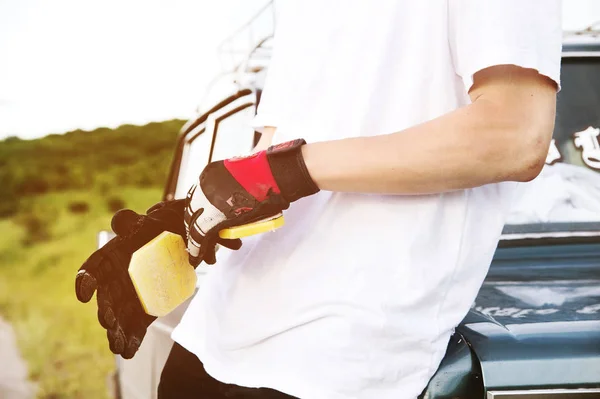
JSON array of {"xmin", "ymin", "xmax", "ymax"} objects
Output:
[
  {"xmin": 506, "ymin": 57, "xmax": 600, "ymax": 232},
  {"xmin": 210, "ymin": 104, "xmax": 256, "ymax": 162},
  {"xmin": 174, "ymin": 124, "xmax": 212, "ymax": 200},
  {"xmin": 173, "ymin": 97, "xmax": 257, "ymax": 199}
]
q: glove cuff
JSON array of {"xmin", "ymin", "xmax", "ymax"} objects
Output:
[{"xmin": 266, "ymin": 139, "xmax": 320, "ymax": 203}]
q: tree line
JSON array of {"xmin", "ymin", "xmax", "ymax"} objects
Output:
[{"xmin": 0, "ymin": 120, "xmax": 185, "ymax": 217}]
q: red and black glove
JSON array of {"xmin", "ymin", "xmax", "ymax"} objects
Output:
[{"xmin": 185, "ymin": 139, "xmax": 319, "ymax": 266}]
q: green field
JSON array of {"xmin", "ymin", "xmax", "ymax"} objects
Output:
[
  {"xmin": 0, "ymin": 187, "xmax": 163, "ymax": 398},
  {"xmin": 0, "ymin": 120, "xmax": 183, "ymax": 398}
]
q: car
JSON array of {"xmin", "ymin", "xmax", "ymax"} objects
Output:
[{"xmin": 106, "ymin": 12, "xmax": 600, "ymax": 399}]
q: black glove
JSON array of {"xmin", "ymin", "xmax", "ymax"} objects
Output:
[
  {"xmin": 75, "ymin": 200, "xmax": 187, "ymax": 359},
  {"xmin": 185, "ymin": 139, "xmax": 319, "ymax": 266}
]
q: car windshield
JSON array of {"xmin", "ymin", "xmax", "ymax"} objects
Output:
[{"xmin": 504, "ymin": 56, "xmax": 600, "ymax": 235}]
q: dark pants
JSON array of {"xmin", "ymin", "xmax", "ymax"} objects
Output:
[{"xmin": 158, "ymin": 343, "xmax": 296, "ymax": 398}]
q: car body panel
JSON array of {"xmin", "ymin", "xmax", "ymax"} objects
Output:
[
  {"xmin": 418, "ymin": 333, "xmax": 484, "ymax": 399},
  {"xmin": 461, "ymin": 319, "xmax": 600, "ymax": 391},
  {"xmin": 458, "ymin": 243, "xmax": 600, "ymax": 393},
  {"xmin": 420, "ymin": 242, "xmax": 600, "ymax": 398}
]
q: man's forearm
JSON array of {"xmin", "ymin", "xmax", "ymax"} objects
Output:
[{"xmin": 301, "ymin": 97, "xmax": 554, "ymax": 195}]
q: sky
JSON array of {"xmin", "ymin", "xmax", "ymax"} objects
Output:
[
  {"xmin": 1, "ymin": 0, "xmax": 599, "ymax": 140},
  {"xmin": 0, "ymin": 0, "xmax": 272, "ymax": 139}
]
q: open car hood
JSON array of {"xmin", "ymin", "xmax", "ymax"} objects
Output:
[{"xmin": 456, "ymin": 243, "xmax": 600, "ymax": 391}]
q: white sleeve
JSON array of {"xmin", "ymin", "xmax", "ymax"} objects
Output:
[{"xmin": 448, "ymin": 0, "xmax": 563, "ymax": 94}]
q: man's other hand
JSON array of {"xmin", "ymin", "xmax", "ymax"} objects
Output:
[{"xmin": 75, "ymin": 200, "xmax": 186, "ymax": 359}]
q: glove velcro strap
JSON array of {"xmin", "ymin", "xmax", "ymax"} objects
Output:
[
  {"xmin": 267, "ymin": 139, "xmax": 320, "ymax": 203},
  {"xmin": 223, "ymin": 152, "xmax": 281, "ymax": 201},
  {"xmin": 201, "ymin": 159, "xmax": 279, "ymax": 222}
]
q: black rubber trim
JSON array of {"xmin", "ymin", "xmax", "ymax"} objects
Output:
[
  {"xmin": 162, "ymin": 131, "xmax": 190, "ymax": 201},
  {"xmin": 181, "ymin": 89, "xmax": 252, "ymax": 137},
  {"xmin": 187, "ymin": 128, "xmax": 205, "ymax": 144},
  {"xmin": 252, "ymin": 89, "xmax": 264, "ymax": 148},
  {"xmin": 498, "ymin": 235, "xmax": 600, "ymax": 248},
  {"xmin": 562, "ymin": 43, "xmax": 600, "ymax": 53},
  {"xmin": 502, "ymin": 222, "xmax": 600, "ymax": 235}
]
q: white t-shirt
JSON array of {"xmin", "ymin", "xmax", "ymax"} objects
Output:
[{"xmin": 172, "ymin": 1, "xmax": 562, "ymax": 398}]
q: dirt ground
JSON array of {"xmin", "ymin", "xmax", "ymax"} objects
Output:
[{"xmin": 0, "ymin": 316, "xmax": 34, "ymax": 399}]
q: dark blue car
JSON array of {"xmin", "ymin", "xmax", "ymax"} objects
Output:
[{"xmin": 419, "ymin": 28, "xmax": 600, "ymax": 399}]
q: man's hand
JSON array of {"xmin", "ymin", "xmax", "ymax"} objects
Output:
[
  {"xmin": 185, "ymin": 139, "xmax": 320, "ymax": 266},
  {"xmin": 75, "ymin": 200, "xmax": 186, "ymax": 359}
]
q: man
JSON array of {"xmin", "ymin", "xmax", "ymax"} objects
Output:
[{"xmin": 77, "ymin": 1, "xmax": 562, "ymax": 398}]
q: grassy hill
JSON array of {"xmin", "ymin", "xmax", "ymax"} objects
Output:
[
  {"xmin": 0, "ymin": 120, "xmax": 184, "ymax": 398},
  {"xmin": 0, "ymin": 120, "xmax": 184, "ymax": 217}
]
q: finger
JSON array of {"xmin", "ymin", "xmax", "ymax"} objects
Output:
[
  {"xmin": 111, "ymin": 209, "xmax": 142, "ymax": 237},
  {"xmin": 186, "ymin": 204, "xmax": 209, "ymax": 263},
  {"xmin": 77, "ymin": 234, "xmax": 123, "ymax": 288},
  {"xmin": 203, "ymin": 246, "xmax": 217, "ymax": 265},
  {"xmin": 152, "ymin": 199, "xmax": 186, "ymax": 217},
  {"xmin": 188, "ymin": 253, "xmax": 202, "ymax": 268},
  {"xmin": 75, "ymin": 270, "xmax": 97, "ymax": 303},
  {"xmin": 119, "ymin": 303, "xmax": 143, "ymax": 359},
  {"xmin": 146, "ymin": 201, "xmax": 166, "ymax": 214},
  {"xmin": 108, "ymin": 279, "xmax": 123, "ymax": 304},
  {"xmin": 76, "ymin": 245, "xmax": 109, "ymax": 297},
  {"xmin": 107, "ymin": 324, "xmax": 126, "ymax": 355},
  {"xmin": 197, "ymin": 237, "xmax": 222, "ymax": 265},
  {"xmin": 97, "ymin": 285, "xmax": 117, "ymax": 329},
  {"xmin": 187, "ymin": 227, "xmax": 203, "ymax": 267},
  {"xmin": 122, "ymin": 336, "xmax": 142, "ymax": 360},
  {"xmin": 183, "ymin": 187, "xmax": 196, "ymax": 227},
  {"xmin": 216, "ymin": 237, "xmax": 242, "ymax": 251},
  {"xmin": 122, "ymin": 328, "xmax": 144, "ymax": 359},
  {"xmin": 183, "ymin": 201, "xmax": 196, "ymax": 229},
  {"xmin": 122, "ymin": 310, "xmax": 154, "ymax": 359},
  {"xmin": 146, "ymin": 200, "xmax": 187, "ymax": 237},
  {"xmin": 187, "ymin": 235, "xmax": 201, "ymax": 256}
]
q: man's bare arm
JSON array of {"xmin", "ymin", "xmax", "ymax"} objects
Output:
[{"xmin": 301, "ymin": 65, "xmax": 557, "ymax": 194}]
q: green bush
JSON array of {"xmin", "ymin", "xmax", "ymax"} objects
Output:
[
  {"xmin": 14, "ymin": 211, "xmax": 52, "ymax": 246},
  {"xmin": 68, "ymin": 201, "xmax": 90, "ymax": 214},
  {"xmin": 106, "ymin": 197, "xmax": 126, "ymax": 213},
  {"xmin": 0, "ymin": 193, "xmax": 19, "ymax": 217}
]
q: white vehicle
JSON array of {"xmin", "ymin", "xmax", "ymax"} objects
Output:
[{"xmin": 103, "ymin": 6, "xmax": 600, "ymax": 398}]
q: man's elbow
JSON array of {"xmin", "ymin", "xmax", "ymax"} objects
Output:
[
  {"xmin": 506, "ymin": 121, "xmax": 555, "ymax": 182},
  {"xmin": 513, "ymin": 148, "xmax": 547, "ymax": 182},
  {"xmin": 470, "ymin": 66, "xmax": 558, "ymax": 185}
]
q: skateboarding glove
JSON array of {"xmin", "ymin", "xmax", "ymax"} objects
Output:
[
  {"xmin": 75, "ymin": 200, "xmax": 199, "ymax": 358},
  {"xmin": 185, "ymin": 139, "xmax": 319, "ymax": 266}
]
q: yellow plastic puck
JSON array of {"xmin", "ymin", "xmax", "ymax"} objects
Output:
[
  {"xmin": 129, "ymin": 231, "xmax": 197, "ymax": 317},
  {"xmin": 218, "ymin": 214, "xmax": 285, "ymax": 239}
]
